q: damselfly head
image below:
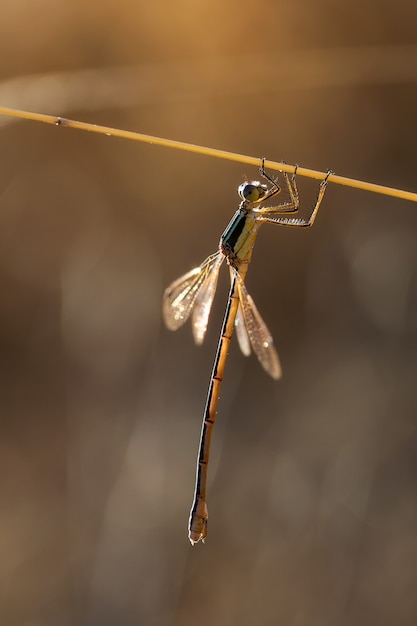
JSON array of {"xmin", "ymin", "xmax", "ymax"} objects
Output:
[{"xmin": 238, "ymin": 180, "xmax": 269, "ymax": 203}]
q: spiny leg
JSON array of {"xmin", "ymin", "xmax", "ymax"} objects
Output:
[
  {"xmin": 257, "ymin": 170, "xmax": 333, "ymax": 227},
  {"xmin": 259, "ymin": 157, "xmax": 280, "ymax": 189},
  {"xmin": 259, "ymin": 159, "xmax": 299, "ymax": 214},
  {"xmin": 302, "ymin": 170, "xmax": 333, "ymax": 227},
  {"xmin": 281, "ymin": 163, "xmax": 299, "ymax": 210},
  {"xmin": 257, "ymin": 157, "xmax": 282, "ymax": 203}
]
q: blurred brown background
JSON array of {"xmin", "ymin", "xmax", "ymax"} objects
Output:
[{"xmin": 0, "ymin": 1, "xmax": 417, "ymax": 625}]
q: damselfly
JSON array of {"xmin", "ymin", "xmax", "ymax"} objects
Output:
[{"xmin": 163, "ymin": 160, "xmax": 331, "ymax": 544}]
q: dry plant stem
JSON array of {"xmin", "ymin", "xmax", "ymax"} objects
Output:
[{"xmin": 0, "ymin": 106, "xmax": 416, "ymax": 203}]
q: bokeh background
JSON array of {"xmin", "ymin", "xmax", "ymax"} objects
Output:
[{"xmin": 0, "ymin": 1, "xmax": 417, "ymax": 625}]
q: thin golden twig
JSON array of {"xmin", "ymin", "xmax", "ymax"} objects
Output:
[{"xmin": 0, "ymin": 106, "xmax": 416, "ymax": 203}]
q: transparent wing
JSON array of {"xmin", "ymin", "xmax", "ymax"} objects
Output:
[
  {"xmin": 228, "ymin": 265, "xmax": 251, "ymax": 356},
  {"xmin": 163, "ymin": 251, "xmax": 223, "ymax": 334},
  {"xmin": 236, "ymin": 272, "xmax": 282, "ymax": 379},
  {"xmin": 235, "ymin": 301, "xmax": 251, "ymax": 357},
  {"xmin": 192, "ymin": 254, "xmax": 223, "ymax": 345}
]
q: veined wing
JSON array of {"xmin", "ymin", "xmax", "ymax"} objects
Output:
[
  {"xmin": 235, "ymin": 302, "xmax": 251, "ymax": 357},
  {"xmin": 192, "ymin": 253, "xmax": 223, "ymax": 344},
  {"xmin": 163, "ymin": 251, "xmax": 223, "ymax": 334},
  {"xmin": 231, "ymin": 264, "xmax": 251, "ymax": 357},
  {"xmin": 236, "ymin": 272, "xmax": 282, "ymax": 380}
]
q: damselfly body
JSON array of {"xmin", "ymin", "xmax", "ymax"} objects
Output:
[{"xmin": 163, "ymin": 160, "xmax": 331, "ymax": 544}]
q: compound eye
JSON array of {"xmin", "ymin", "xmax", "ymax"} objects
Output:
[{"xmin": 238, "ymin": 182, "xmax": 265, "ymax": 202}]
